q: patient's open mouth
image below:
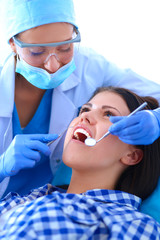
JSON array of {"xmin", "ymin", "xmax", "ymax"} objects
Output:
[{"xmin": 73, "ymin": 128, "xmax": 91, "ymax": 143}]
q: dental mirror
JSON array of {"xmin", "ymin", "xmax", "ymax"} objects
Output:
[{"xmin": 85, "ymin": 102, "xmax": 147, "ymax": 147}]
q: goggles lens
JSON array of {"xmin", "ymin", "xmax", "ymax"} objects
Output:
[
  {"xmin": 13, "ymin": 29, "xmax": 80, "ymax": 65},
  {"xmin": 17, "ymin": 43, "xmax": 74, "ymax": 65}
]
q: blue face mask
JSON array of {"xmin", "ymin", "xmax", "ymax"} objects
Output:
[{"xmin": 15, "ymin": 57, "xmax": 76, "ymax": 89}]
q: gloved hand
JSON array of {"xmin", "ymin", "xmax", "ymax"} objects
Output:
[
  {"xmin": 109, "ymin": 109, "xmax": 160, "ymax": 145},
  {"xmin": 0, "ymin": 134, "xmax": 58, "ymax": 181}
]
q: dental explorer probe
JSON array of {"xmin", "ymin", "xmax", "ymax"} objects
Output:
[
  {"xmin": 47, "ymin": 126, "xmax": 73, "ymax": 146},
  {"xmin": 85, "ymin": 102, "xmax": 148, "ymax": 147}
]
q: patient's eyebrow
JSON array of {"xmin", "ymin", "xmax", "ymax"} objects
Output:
[{"xmin": 82, "ymin": 103, "xmax": 92, "ymax": 108}]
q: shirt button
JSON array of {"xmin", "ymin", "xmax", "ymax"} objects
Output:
[
  {"xmin": 56, "ymin": 159, "xmax": 61, "ymax": 163},
  {"xmin": 66, "ymin": 205, "xmax": 74, "ymax": 213}
]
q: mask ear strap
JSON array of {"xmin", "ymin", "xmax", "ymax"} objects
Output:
[
  {"xmin": 12, "ymin": 52, "xmax": 18, "ymax": 67},
  {"xmin": 15, "ymin": 52, "xmax": 21, "ymax": 61},
  {"xmin": 12, "ymin": 51, "xmax": 16, "ymax": 57}
]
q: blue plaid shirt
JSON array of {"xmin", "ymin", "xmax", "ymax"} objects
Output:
[{"xmin": 0, "ymin": 184, "xmax": 160, "ymax": 239}]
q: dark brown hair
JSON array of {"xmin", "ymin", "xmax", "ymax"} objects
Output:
[{"xmin": 92, "ymin": 86, "xmax": 160, "ymax": 200}]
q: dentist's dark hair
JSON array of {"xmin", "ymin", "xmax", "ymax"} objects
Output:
[{"xmin": 91, "ymin": 86, "xmax": 160, "ymax": 200}]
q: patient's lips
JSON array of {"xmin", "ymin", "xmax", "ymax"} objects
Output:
[{"xmin": 72, "ymin": 125, "xmax": 92, "ymax": 143}]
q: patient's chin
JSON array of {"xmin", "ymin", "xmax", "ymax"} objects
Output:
[{"xmin": 63, "ymin": 143, "xmax": 82, "ymax": 169}]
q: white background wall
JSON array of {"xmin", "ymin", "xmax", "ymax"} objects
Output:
[{"xmin": 0, "ymin": 0, "xmax": 160, "ymax": 84}]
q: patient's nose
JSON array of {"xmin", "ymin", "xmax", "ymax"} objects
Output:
[{"xmin": 80, "ymin": 111, "xmax": 97, "ymax": 125}]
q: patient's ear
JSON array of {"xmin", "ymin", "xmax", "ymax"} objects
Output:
[{"xmin": 121, "ymin": 147, "xmax": 143, "ymax": 166}]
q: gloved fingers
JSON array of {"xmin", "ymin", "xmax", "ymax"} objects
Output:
[
  {"xmin": 109, "ymin": 115, "xmax": 140, "ymax": 124},
  {"xmin": 109, "ymin": 111, "xmax": 152, "ymax": 133},
  {"xmin": 19, "ymin": 159, "xmax": 37, "ymax": 169},
  {"xmin": 11, "ymin": 159, "xmax": 37, "ymax": 174},
  {"xmin": 117, "ymin": 115, "xmax": 159, "ymax": 139},
  {"xmin": 27, "ymin": 134, "xmax": 59, "ymax": 143},
  {"xmin": 118, "ymin": 130, "xmax": 158, "ymax": 145},
  {"xmin": 119, "ymin": 130, "xmax": 147, "ymax": 141},
  {"xmin": 21, "ymin": 148, "xmax": 42, "ymax": 162},
  {"xmin": 118, "ymin": 136, "xmax": 142, "ymax": 145},
  {"xmin": 109, "ymin": 116, "xmax": 140, "ymax": 134},
  {"xmin": 26, "ymin": 140, "xmax": 51, "ymax": 156},
  {"xmin": 4, "ymin": 153, "xmax": 38, "ymax": 176},
  {"xmin": 116, "ymin": 124, "xmax": 145, "ymax": 138}
]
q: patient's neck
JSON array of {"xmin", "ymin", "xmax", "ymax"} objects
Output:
[{"xmin": 66, "ymin": 169, "xmax": 118, "ymax": 194}]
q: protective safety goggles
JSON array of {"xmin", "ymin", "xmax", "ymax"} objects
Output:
[{"xmin": 13, "ymin": 29, "xmax": 81, "ymax": 65}]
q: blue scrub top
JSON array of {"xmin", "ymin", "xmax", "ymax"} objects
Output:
[{"xmin": 3, "ymin": 89, "xmax": 53, "ymax": 197}]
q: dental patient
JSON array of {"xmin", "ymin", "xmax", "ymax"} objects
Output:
[{"xmin": 0, "ymin": 86, "xmax": 160, "ymax": 239}]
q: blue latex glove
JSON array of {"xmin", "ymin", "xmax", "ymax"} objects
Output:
[
  {"xmin": 109, "ymin": 108, "xmax": 160, "ymax": 145},
  {"xmin": 0, "ymin": 134, "xmax": 58, "ymax": 182}
]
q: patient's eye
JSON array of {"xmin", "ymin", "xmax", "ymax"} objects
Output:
[
  {"xmin": 104, "ymin": 110, "xmax": 114, "ymax": 117},
  {"xmin": 79, "ymin": 106, "xmax": 90, "ymax": 115}
]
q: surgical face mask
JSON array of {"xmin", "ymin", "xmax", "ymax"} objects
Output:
[{"xmin": 15, "ymin": 57, "xmax": 76, "ymax": 89}]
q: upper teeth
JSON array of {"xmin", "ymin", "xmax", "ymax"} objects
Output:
[{"xmin": 74, "ymin": 128, "xmax": 91, "ymax": 139}]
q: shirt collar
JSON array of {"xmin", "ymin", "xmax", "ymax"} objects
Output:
[
  {"xmin": 80, "ymin": 189, "xmax": 142, "ymax": 210},
  {"xmin": 58, "ymin": 71, "xmax": 81, "ymax": 91}
]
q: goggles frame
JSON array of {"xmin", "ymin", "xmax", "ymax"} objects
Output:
[{"xmin": 13, "ymin": 29, "xmax": 81, "ymax": 48}]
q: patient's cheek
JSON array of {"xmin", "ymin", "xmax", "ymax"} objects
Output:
[
  {"xmin": 103, "ymin": 134, "xmax": 126, "ymax": 156},
  {"xmin": 63, "ymin": 132, "xmax": 70, "ymax": 150},
  {"xmin": 106, "ymin": 134, "xmax": 118, "ymax": 144},
  {"xmin": 63, "ymin": 118, "xmax": 78, "ymax": 149}
]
